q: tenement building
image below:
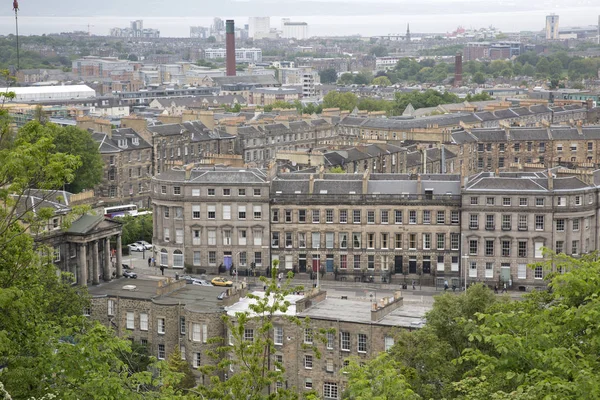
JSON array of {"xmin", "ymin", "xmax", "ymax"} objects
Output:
[
  {"xmin": 151, "ymin": 167, "xmax": 271, "ymax": 271},
  {"xmin": 88, "ymin": 279, "xmax": 428, "ymax": 398},
  {"xmin": 452, "ymin": 125, "xmax": 600, "ymax": 174},
  {"xmin": 269, "ymin": 170, "xmax": 463, "ymax": 287},
  {"xmin": 93, "ymin": 128, "xmax": 153, "ymax": 208},
  {"xmin": 461, "ymin": 171, "xmax": 597, "ymax": 288}
]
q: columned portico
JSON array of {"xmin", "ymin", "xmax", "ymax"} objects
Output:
[
  {"xmin": 103, "ymin": 237, "xmax": 112, "ymax": 281},
  {"xmin": 79, "ymin": 243, "xmax": 88, "ymax": 286},
  {"xmin": 92, "ymin": 240, "xmax": 100, "ymax": 285},
  {"xmin": 116, "ymin": 234, "xmax": 123, "ymax": 277}
]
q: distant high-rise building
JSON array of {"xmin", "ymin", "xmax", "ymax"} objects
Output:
[
  {"xmin": 190, "ymin": 26, "xmax": 209, "ymax": 39},
  {"xmin": 212, "ymin": 17, "xmax": 225, "ymax": 35},
  {"xmin": 248, "ymin": 17, "xmax": 271, "ymax": 39},
  {"xmin": 546, "ymin": 14, "xmax": 559, "ymax": 40},
  {"xmin": 282, "ymin": 22, "xmax": 308, "ymax": 40}
]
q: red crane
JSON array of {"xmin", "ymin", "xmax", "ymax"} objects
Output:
[{"xmin": 13, "ymin": 0, "xmax": 19, "ymax": 11}]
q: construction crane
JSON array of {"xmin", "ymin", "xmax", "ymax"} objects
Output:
[{"xmin": 13, "ymin": 0, "xmax": 20, "ymax": 70}]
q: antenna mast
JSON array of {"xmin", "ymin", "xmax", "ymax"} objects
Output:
[{"xmin": 13, "ymin": 0, "xmax": 20, "ymax": 71}]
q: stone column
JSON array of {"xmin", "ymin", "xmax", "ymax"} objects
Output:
[
  {"xmin": 79, "ymin": 243, "xmax": 88, "ymax": 286},
  {"xmin": 92, "ymin": 240, "xmax": 100, "ymax": 285},
  {"xmin": 116, "ymin": 234, "xmax": 123, "ymax": 278},
  {"xmin": 104, "ymin": 237, "xmax": 112, "ymax": 281}
]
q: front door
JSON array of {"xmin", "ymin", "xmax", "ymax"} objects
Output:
[
  {"xmin": 299, "ymin": 254, "xmax": 307, "ymax": 273},
  {"xmin": 501, "ymin": 266, "xmax": 511, "ymax": 282},
  {"xmin": 409, "ymin": 256, "xmax": 417, "ymax": 274},
  {"xmin": 326, "ymin": 255, "xmax": 334, "ymax": 272},
  {"xmin": 312, "ymin": 255, "xmax": 320, "ymax": 272},
  {"xmin": 394, "ymin": 255, "xmax": 403, "ymax": 273},
  {"xmin": 422, "ymin": 257, "xmax": 431, "ymax": 274}
]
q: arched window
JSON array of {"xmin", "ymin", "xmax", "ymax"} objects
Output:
[
  {"xmin": 173, "ymin": 250, "xmax": 184, "ymax": 268},
  {"xmin": 160, "ymin": 249, "xmax": 168, "ymax": 266}
]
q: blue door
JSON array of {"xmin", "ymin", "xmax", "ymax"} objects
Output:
[{"xmin": 326, "ymin": 257, "xmax": 334, "ymax": 272}]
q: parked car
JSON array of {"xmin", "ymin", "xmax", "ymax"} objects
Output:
[
  {"xmin": 122, "ymin": 264, "xmax": 133, "ymax": 270},
  {"xmin": 123, "ymin": 270, "xmax": 137, "ymax": 279},
  {"xmin": 192, "ymin": 279, "xmax": 212, "ymax": 286},
  {"xmin": 211, "ymin": 277, "xmax": 233, "ymax": 287},
  {"xmin": 134, "ymin": 241, "xmax": 153, "ymax": 250},
  {"xmin": 127, "ymin": 243, "xmax": 144, "ymax": 252}
]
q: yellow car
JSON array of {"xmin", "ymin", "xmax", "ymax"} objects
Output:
[{"xmin": 211, "ymin": 277, "xmax": 233, "ymax": 287}]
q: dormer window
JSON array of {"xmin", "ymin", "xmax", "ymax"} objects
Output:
[
  {"xmin": 118, "ymin": 139, "xmax": 128, "ymax": 149},
  {"xmin": 132, "ymin": 137, "xmax": 139, "ymax": 146}
]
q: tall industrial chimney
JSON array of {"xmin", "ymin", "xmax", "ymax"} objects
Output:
[
  {"xmin": 226, "ymin": 19, "xmax": 236, "ymax": 76},
  {"xmin": 454, "ymin": 52, "xmax": 463, "ymax": 87}
]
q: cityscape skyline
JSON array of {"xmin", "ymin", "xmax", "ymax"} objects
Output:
[{"xmin": 0, "ymin": 8, "xmax": 598, "ymax": 37}]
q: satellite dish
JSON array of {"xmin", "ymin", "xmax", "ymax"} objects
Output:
[{"xmin": 292, "ymin": 161, "xmax": 297, "ymax": 166}]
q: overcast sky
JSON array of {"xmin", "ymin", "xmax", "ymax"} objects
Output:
[{"xmin": 0, "ymin": 0, "xmax": 598, "ymax": 36}]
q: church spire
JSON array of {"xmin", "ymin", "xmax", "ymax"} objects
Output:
[{"xmin": 406, "ymin": 23, "xmax": 411, "ymax": 41}]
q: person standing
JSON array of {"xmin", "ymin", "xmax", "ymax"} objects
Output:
[
  {"xmin": 412, "ymin": 280, "xmax": 416, "ymax": 290},
  {"xmin": 160, "ymin": 265, "xmax": 165, "ymax": 276},
  {"xmin": 278, "ymin": 272, "xmax": 283, "ymax": 283},
  {"xmin": 444, "ymin": 280, "xmax": 449, "ymax": 291},
  {"xmin": 147, "ymin": 257, "xmax": 151, "ymax": 267},
  {"xmin": 502, "ymin": 283, "xmax": 507, "ymax": 293}
]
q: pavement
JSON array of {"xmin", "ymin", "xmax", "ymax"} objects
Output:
[{"xmin": 122, "ymin": 250, "xmax": 526, "ymax": 301}]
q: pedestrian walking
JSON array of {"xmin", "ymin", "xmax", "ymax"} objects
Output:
[
  {"xmin": 412, "ymin": 280, "xmax": 416, "ymax": 290},
  {"xmin": 444, "ymin": 280, "xmax": 449, "ymax": 291},
  {"xmin": 160, "ymin": 265, "xmax": 165, "ymax": 276},
  {"xmin": 147, "ymin": 257, "xmax": 151, "ymax": 267},
  {"xmin": 494, "ymin": 284, "xmax": 498, "ymax": 294},
  {"xmin": 502, "ymin": 283, "xmax": 507, "ymax": 293},
  {"xmin": 278, "ymin": 272, "xmax": 283, "ymax": 283}
]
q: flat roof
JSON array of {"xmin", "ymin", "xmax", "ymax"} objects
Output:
[
  {"xmin": 297, "ymin": 297, "xmax": 428, "ymax": 328},
  {"xmin": 1, "ymin": 85, "xmax": 95, "ymax": 94},
  {"xmin": 89, "ymin": 277, "xmax": 225, "ymax": 312},
  {"xmin": 225, "ymin": 291, "xmax": 304, "ymax": 317}
]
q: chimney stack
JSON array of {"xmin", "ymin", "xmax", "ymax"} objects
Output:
[
  {"xmin": 454, "ymin": 52, "xmax": 463, "ymax": 87},
  {"xmin": 309, "ymin": 174, "xmax": 314, "ymax": 194},
  {"xmin": 226, "ymin": 20, "xmax": 236, "ymax": 77}
]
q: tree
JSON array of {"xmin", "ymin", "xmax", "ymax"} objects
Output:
[
  {"xmin": 319, "ymin": 68, "xmax": 338, "ymax": 84},
  {"xmin": 329, "ymin": 166, "xmax": 345, "ymax": 173},
  {"xmin": 197, "ymin": 271, "xmax": 326, "ymax": 399},
  {"xmin": 343, "ymin": 353, "xmax": 421, "ymax": 399},
  {"xmin": 337, "ymin": 73, "xmax": 355, "ymax": 85},
  {"xmin": 472, "ymin": 72, "xmax": 486, "ymax": 85},
  {"xmin": 0, "ymin": 87, "xmax": 190, "ymax": 400},
  {"xmin": 521, "ymin": 63, "xmax": 535, "ymax": 77},
  {"xmin": 353, "ymin": 70, "xmax": 373, "ymax": 85},
  {"xmin": 369, "ymin": 45, "xmax": 389, "ymax": 57},
  {"xmin": 167, "ymin": 348, "xmax": 197, "ymax": 391},
  {"xmin": 322, "ymin": 91, "xmax": 358, "ymax": 111},
  {"xmin": 207, "ymin": 36, "xmax": 216, "ymax": 43},
  {"xmin": 372, "ymin": 76, "xmax": 392, "ymax": 87},
  {"xmin": 19, "ymin": 122, "xmax": 103, "ymax": 194},
  {"xmin": 535, "ymin": 57, "xmax": 551, "ymax": 77},
  {"xmin": 549, "ymin": 58, "xmax": 564, "ymax": 77}
]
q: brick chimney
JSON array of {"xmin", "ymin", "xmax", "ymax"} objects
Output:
[
  {"xmin": 309, "ymin": 174, "xmax": 314, "ymax": 194},
  {"xmin": 547, "ymin": 169, "xmax": 554, "ymax": 191},
  {"xmin": 185, "ymin": 164, "xmax": 194, "ymax": 181},
  {"xmin": 226, "ymin": 20, "xmax": 236, "ymax": 77}
]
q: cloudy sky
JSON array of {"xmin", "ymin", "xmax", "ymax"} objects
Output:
[{"xmin": 0, "ymin": 0, "xmax": 597, "ymax": 36}]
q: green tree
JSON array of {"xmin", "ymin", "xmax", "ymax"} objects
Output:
[
  {"xmin": 372, "ymin": 76, "xmax": 392, "ymax": 86},
  {"xmin": 322, "ymin": 91, "xmax": 359, "ymax": 111},
  {"xmin": 329, "ymin": 166, "xmax": 345, "ymax": 173},
  {"xmin": 549, "ymin": 58, "xmax": 564, "ymax": 77},
  {"xmin": 344, "ymin": 353, "xmax": 421, "ymax": 399},
  {"xmin": 319, "ymin": 68, "xmax": 338, "ymax": 84},
  {"xmin": 369, "ymin": 45, "xmax": 389, "ymax": 57},
  {"xmin": 353, "ymin": 70, "xmax": 373, "ymax": 85},
  {"xmin": 535, "ymin": 57, "xmax": 551, "ymax": 77},
  {"xmin": 521, "ymin": 63, "xmax": 535, "ymax": 77},
  {"xmin": 337, "ymin": 72, "xmax": 355, "ymax": 85},
  {"xmin": 472, "ymin": 72, "xmax": 486, "ymax": 84},
  {"xmin": 207, "ymin": 36, "xmax": 216, "ymax": 43},
  {"xmin": 19, "ymin": 122, "xmax": 103, "ymax": 194},
  {"xmin": 197, "ymin": 271, "xmax": 327, "ymax": 399}
]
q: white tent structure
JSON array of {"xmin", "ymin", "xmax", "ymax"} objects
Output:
[{"xmin": 1, "ymin": 85, "xmax": 96, "ymax": 102}]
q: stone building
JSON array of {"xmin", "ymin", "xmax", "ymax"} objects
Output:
[
  {"xmin": 452, "ymin": 125, "xmax": 600, "ymax": 175},
  {"xmin": 88, "ymin": 279, "xmax": 427, "ymax": 398},
  {"xmin": 147, "ymin": 121, "xmax": 237, "ymax": 174},
  {"xmin": 21, "ymin": 189, "xmax": 124, "ymax": 286},
  {"xmin": 93, "ymin": 128, "xmax": 154, "ymax": 208},
  {"xmin": 269, "ymin": 171, "xmax": 463, "ymax": 287},
  {"xmin": 461, "ymin": 171, "xmax": 597, "ymax": 288},
  {"xmin": 150, "ymin": 167, "xmax": 271, "ymax": 272},
  {"xmin": 88, "ymin": 278, "xmax": 234, "ymax": 383},
  {"xmin": 235, "ymin": 119, "xmax": 336, "ymax": 167}
]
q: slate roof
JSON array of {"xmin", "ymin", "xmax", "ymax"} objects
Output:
[
  {"xmin": 154, "ymin": 168, "xmax": 267, "ymax": 184},
  {"xmin": 494, "ymin": 109, "xmax": 519, "ymax": 119},
  {"xmin": 510, "ymin": 128, "xmax": 550, "ymax": 141},
  {"xmin": 550, "ymin": 127, "xmax": 582, "ymax": 140},
  {"xmin": 465, "ymin": 173, "xmax": 590, "ymax": 193},
  {"xmin": 470, "ymin": 129, "xmax": 507, "ymax": 142},
  {"xmin": 94, "ymin": 128, "xmax": 152, "ymax": 154}
]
